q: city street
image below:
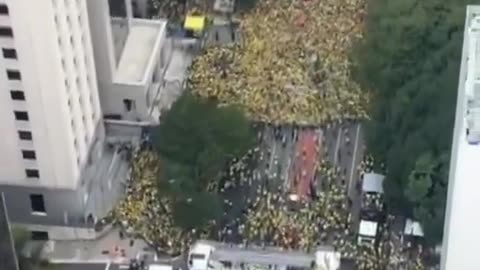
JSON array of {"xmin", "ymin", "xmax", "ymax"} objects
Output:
[{"xmin": 55, "ymin": 263, "xmax": 107, "ymax": 270}]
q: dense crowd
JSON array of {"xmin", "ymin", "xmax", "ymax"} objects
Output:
[
  {"xmin": 109, "ymin": 141, "xmax": 425, "ymax": 269},
  {"xmin": 111, "ymin": 150, "xmax": 189, "ymax": 255},
  {"xmin": 188, "ymin": 0, "xmax": 369, "ymax": 125},
  {"xmin": 241, "ymin": 169, "xmax": 350, "ymax": 251}
]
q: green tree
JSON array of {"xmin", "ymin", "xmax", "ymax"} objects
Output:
[
  {"xmin": 152, "ymin": 92, "xmax": 255, "ymax": 229},
  {"xmin": 12, "ymin": 228, "xmax": 55, "ymax": 270},
  {"xmin": 172, "ymin": 192, "xmax": 222, "ymax": 230},
  {"xmin": 236, "ymin": 0, "xmax": 258, "ymax": 12},
  {"xmin": 352, "ymin": 0, "xmax": 475, "ymax": 244}
]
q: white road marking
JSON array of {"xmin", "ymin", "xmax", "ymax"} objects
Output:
[
  {"xmin": 49, "ymin": 259, "xmax": 110, "ymax": 264},
  {"xmin": 105, "ymin": 261, "xmax": 111, "ymax": 270},
  {"xmin": 348, "ymin": 124, "xmax": 361, "ymax": 194},
  {"xmin": 333, "ymin": 129, "xmax": 342, "ymax": 165},
  {"xmin": 269, "ymin": 139, "xmax": 278, "ymax": 176},
  {"xmin": 284, "ymin": 157, "xmax": 291, "ymax": 189}
]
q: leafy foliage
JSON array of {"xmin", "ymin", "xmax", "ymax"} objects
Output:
[
  {"xmin": 353, "ymin": 0, "xmax": 476, "ymax": 244},
  {"xmin": 12, "ymin": 227, "xmax": 54, "ymax": 270},
  {"xmin": 152, "ymin": 92, "xmax": 255, "ymax": 229}
]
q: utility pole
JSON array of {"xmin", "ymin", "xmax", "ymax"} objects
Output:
[{"xmin": 0, "ymin": 192, "xmax": 20, "ymax": 270}]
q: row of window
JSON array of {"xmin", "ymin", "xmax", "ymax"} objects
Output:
[
  {"xmin": 0, "ymin": 3, "xmax": 40, "ymax": 180},
  {"xmin": 13, "ymin": 111, "xmax": 38, "ymax": 178},
  {"xmin": 5, "ymin": 65, "xmax": 39, "ymax": 178}
]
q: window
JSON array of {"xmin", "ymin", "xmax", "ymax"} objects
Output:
[
  {"xmin": 10, "ymin": 90, "xmax": 25, "ymax": 100},
  {"xmin": 14, "ymin": 111, "xmax": 29, "ymax": 121},
  {"xmin": 6, "ymin": 69, "xmax": 21, "ymax": 80},
  {"xmin": 2, "ymin": 48, "xmax": 17, "ymax": 59},
  {"xmin": 18, "ymin": 130, "xmax": 32, "ymax": 140},
  {"xmin": 123, "ymin": 99, "xmax": 135, "ymax": 112},
  {"xmin": 29, "ymin": 194, "xmax": 46, "ymax": 213},
  {"xmin": 31, "ymin": 231, "xmax": 48, "ymax": 241},
  {"xmin": 25, "ymin": 169, "xmax": 39, "ymax": 178},
  {"xmin": 22, "ymin": 150, "xmax": 36, "ymax": 160},
  {"xmin": 0, "ymin": 4, "xmax": 9, "ymax": 15},
  {"xmin": 0, "ymin": 27, "xmax": 12, "ymax": 37}
]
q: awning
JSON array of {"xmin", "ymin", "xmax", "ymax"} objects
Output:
[{"xmin": 184, "ymin": 15, "xmax": 206, "ymax": 31}]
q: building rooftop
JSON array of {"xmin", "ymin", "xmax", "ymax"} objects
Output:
[
  {"xmin": 114, "ymin": 19, "xmax": 166, "ymax": 84},
  {"xmin": 441, "ymin": 5, "xmax": 480, "ymax": 270}
]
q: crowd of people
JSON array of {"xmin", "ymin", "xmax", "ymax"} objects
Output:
[
  {"xmin": 188, "ymin": 0, "xmax": 369, "ymax": 125},
  {"xmin": 111, "ymin": 150, "xmax": 189, "ymax": 255},
  {"xmin": 241, "ymin": 168, "xmax": 351, "ymax": 251},
  {"xmin": 106, "ymin": 136, "xmax": 426, "ymax": 269}
]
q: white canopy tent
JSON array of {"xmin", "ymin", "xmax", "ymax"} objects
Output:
[{"xmin": 362, "ymin": 173, "xmax": 385, "ymax": 194}]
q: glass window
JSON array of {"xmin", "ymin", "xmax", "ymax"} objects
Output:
[
  {"xmin": 10, "ymin": 90, "xmax": 25, "ymax": 100},
  {"xmin": 14, "ymin": 111, "xmax": 29, "ymax": 121},
  {"xmin": 18, "ymin": 131, "xmax": 32, "ymax": 141},
  {"xmin": 25, "ymin": 169, "xmax": 39, "ymax": 178},
  {"xmin": 29, "ymin": 194, "xmax": 46, "ymax": 213}
]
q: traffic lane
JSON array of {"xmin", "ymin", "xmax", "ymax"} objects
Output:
[
  {"xmin": 337, "ymin": 125, "xmax": 355, "ymax": 177},
  {"xmin": 322, "ymin": 125, "xmax": 339, "ymax": 165},
  {"xmin": 55, "ymin": 263, "xmax": 107, "ymax": 270},
  {"xmin": 347, "ymin": 124, "xmax": 364, "ymax": 197}
]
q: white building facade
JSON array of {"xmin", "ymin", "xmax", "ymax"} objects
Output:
[
  {"xmin": 441, "ymin": 5, "xmax": 480, "ymax": 270},
  {"xmin": 87, "ymin": 0, "xmax": 172, "ymax": 126},
  {"xmin": 0, "ymin": 0, "xmax": 107, "ymax": 240}
]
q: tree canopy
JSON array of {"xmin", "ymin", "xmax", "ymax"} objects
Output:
[
  {"xmin": 152, "ymin": 92, "xmax": 255, "ymax": 229},
  {"xmin": 353, "ymin": 0, "xmax": 476, "ymax": 244}
]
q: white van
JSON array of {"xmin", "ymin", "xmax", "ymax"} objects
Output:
[{"xmin": 188, "ymin": 241, "xmax": 216, "ymax": 270}]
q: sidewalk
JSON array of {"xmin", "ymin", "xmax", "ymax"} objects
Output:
[
  {"xmin": 156, "ymin": 40, "xmax": 194, "ymax": 112},
  {"xmin": 42, "ymin": 228, "xmax": 149, "ymax": 264}
]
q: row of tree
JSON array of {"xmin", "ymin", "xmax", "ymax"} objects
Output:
[{"xmin": 353, "ymin": 0, "xmax": 476, "ymax": 244}]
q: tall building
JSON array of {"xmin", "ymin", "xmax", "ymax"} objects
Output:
[
  {"xmin": 0, "ymin": 0, "xmax": 108, "ymax": 240},
  {"xmin": 441, "ymin": 5, "xmax": 480, "ymax": 270}
]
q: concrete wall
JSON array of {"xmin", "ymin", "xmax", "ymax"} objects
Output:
[
  {"xmin": 14, "ymin": 223, "xmax": 97, "ymax": 240},
  {"xmin": 0, "ymin": 184, "xmax": 85, "ymax": 228},
  {"xmin": 102, "ymin": 83, "xmax": 150, "ymax": 121},
  {"xmin": 86, "ymin": 0, "xmax": 118, "ymax": 104}
]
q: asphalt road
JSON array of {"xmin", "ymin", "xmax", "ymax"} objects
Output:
[
  {"xmin": 55, "ymin": 263, "xmax": 107, "ymax": 270},
  {"xmin": 256, "ymin": 122, "xmax": 364, "ymax": 197}
]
